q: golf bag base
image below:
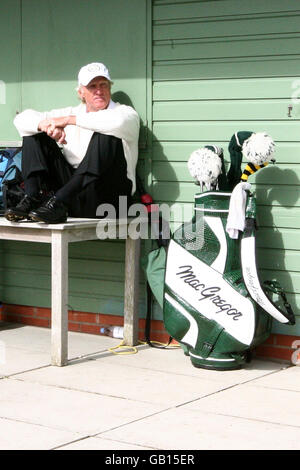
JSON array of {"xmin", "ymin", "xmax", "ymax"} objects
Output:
[
  {"xmin": 190, "ymin": 354, "xmax": 244, "ymax": 371},
  {"xmin": 164, "ymin": 284, "xmax": 272, "ymax": 371},
  {"xmin": 183, "ymin": 345, "xmax": 253, "ymax": 370}
]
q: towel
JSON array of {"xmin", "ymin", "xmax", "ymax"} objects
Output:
[{"xmin": 226, "ymin": 182, "xmax": 251, "ymax": 239}]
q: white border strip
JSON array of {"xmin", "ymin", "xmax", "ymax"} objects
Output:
[
  {"xmin": 195, "ymin": 192, "xmax": 231, "ymax": 199},
  {"xmin": 195, "ymin": 208, "xmax": 229, "ymax": 213},
  {"xmin": 189, "ymin": 351, "xmax": 235, "ymax": 362},
  {"xmin": 241, "ymin": 236, "xmax": 289, "ymax": 324}
]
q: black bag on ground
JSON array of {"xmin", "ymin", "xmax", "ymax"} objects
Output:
[{"xmin": 0, "ymin": 148, "xmax": 24, "ymax": 215}]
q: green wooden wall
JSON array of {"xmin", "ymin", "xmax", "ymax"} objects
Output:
[
  {"xmin": 0, "ymin": 0, "xmax": 21, "ymax": 142},
  {"xmin": 0, "ymin": 239, "xmax": 145, "ymax": 315},
  {"xmin": 0, "ymin": 0, "xmax": 149, "ymax": 317},
  {"xmin": 0, "ymin": 0, "xmax": 300, "ymax": 337},
  {"xmin": 150, "ymin": 0, "xmax": 300, "ymax": 334},
  {"xmin": 0, "ymin": 0, "xmax": 148, "ymax": 143}
]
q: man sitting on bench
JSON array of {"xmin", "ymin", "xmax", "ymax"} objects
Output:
[{"xmin": 5, "ymin": 62, "xmax": 139, "ymax": 223}]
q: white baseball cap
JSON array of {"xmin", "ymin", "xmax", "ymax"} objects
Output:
[{"xmin": 78, "ymin": 62, "xmax": 112, "ymax": 86}]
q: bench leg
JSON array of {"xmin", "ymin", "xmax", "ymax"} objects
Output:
[
  {"xmin": 123, "ymin": 237, "xmax": 140, "ymax": 346},
  {"xmin": 51, "ymin": 231, "xmax": 68, "ymax": 366}
]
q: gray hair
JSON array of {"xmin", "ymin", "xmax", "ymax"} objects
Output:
[{"xmin": 76, "ymin": 85, "xmax": 85, "ymax": 103}]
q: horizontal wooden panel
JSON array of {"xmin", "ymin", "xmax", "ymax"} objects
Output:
[
  {"xmin": 2, "ymin": 241, "xmax": 51, "ymax": 256},
  {"xmin": 257, "ymin": 249, "xmax": 300, "ymax": 272},
  {"xmin": 154, "ymin": 14, "xmax": 300, "ymax": 41},
  {"xmin": 258, "ymin": 269, "xmax": 300, "ymax": 294},
  {"xmin": 2, "ymin": 254, "xmax": 126, "ymax": 279},
  {"xmin": 0, "ymin": 239, "xmax": 145, "ymax": 315},
  {"xmin": 69, "ymin": 240, "xmax": 126, "ymax": 260},
  {"xmin": 153, "ymin": 37, "xmax": 300, "ymax": 62},
  {"xmin": 151, "ymin": 181, "xmax": 300, "ymax": 208},
  {"xmin": 257, "ymin": 206, "xmax": 300, "ymax": 229},
  {"xmin": 251, "ymin": 183, "xmax": 300, "ymax": 208},
  {"xmin": 2, "ymin": 270, "xmax": 123, "ymax": 293},
  {"xmin": 153, "ymin": 99, "xmax": 299, "ymax": 121},
  {"xmin": 2, "ymin": 239, "xmax": 126, "ymax": 261},
  {"xmin": 2, "ymin": 273, "xmax": 146, "ymax": 307},
  {"xmin": 2, "ymin": 287, "xmax": 53, "ymax": 308},
  {"xmin": 153, "ymin": 77, "xmax": 299, "ymax": 101},
  {"xmin": 3, "ymin": 255, "xmax": 50, "ymax": 271},
  {"xmin": 153, "ymin": 0, "xmax": 300, "ymax": 21},
  {"xmin": 152, "ymin": 142, "xmax": 300, "ymax": 164},
  {"xmin": 1, "ymin": 286, "xmax": 146, "ymax": 316},
  {"xmin": 153, "ymin": 58, "xmax": 300, "ymax": 80},
  {"xmin": 152, "ymin": 121, "xmax": 300, "ymax": 142},
  {"xmin": 257, "ymin": 227, "xmax": 300, "ymax": 251},
  {"xmin": 271, "ymin": 317, "xmax": 299, "ymax": 337},
  {"xmin": 152, "ymin": 162, "xmax": 300, "ymax": 187}
]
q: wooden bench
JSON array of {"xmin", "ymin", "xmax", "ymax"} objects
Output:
[{"xmin": 0, "ymin": 217, "xmax": 141, "ymax": 366}]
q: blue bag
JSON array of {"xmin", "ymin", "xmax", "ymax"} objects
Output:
[{"xmin": 0, "ymin": 148, "xmax": 24, "ymax": 214}]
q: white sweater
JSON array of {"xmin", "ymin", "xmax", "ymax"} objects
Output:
[{"xmin": 14, "ymin": 100, "xmax": 140, "ymax": 194}]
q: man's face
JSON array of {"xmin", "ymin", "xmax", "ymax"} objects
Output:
[{"xmin": 79, "ymin": 76, "xmax": 111, "ymax": 112}]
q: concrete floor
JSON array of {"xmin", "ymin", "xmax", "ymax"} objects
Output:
[{"xmin": 0, "ymin": 321, "xmax": 299, "ymax": 450}]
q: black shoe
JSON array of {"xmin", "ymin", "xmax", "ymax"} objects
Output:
[
  {"xmin": 29, "ymin": 196, "xmax": 68, "ymax": 224},
  {"xmin": 4, "ymin": 194, "xmax": 44, "ymax": 222}
]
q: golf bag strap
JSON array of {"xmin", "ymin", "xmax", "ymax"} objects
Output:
[
  {"xmin": 146, "ymin": 282, "xmax": 172, "ymax": 348},
  {"xmin": 198, "ymin": 322, "xmax": 224, "ymax": 358},
  {"xmin": 241, "ymin": 217, "xmax": 295, "ymax": 324},
  {"xmin": 263, "ymin": 280, "xmax": 295, "ymax": 320}
]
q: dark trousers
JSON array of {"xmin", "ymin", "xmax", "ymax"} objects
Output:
[{"xmin": 21, "ymin": 132, "xmax": 132, "ymax": 217}]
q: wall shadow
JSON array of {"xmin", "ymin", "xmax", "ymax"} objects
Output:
[
  {"xmin": 112, "ymin": 91, "xmax": 180, "ymax": 205},
  {"xmin": 255, "ymin": 165, "xmax": 300, "ymax": 316},
  {"xmin": 113, "ymin": 91, "xmax": 179, "ymax": 322}
]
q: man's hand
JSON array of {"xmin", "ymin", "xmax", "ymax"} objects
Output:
[
  {"xmin": 38, "ymin": 116, "xmax": 76, "ymax": 144},
  {"xmin": 48, "ymin": 126, "xmax": 67, "ymax": 144}
]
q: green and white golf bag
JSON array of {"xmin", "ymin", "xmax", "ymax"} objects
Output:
[{"xmin": 163, "ymin": 135, "xmax": 295, "ymax": 370}]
